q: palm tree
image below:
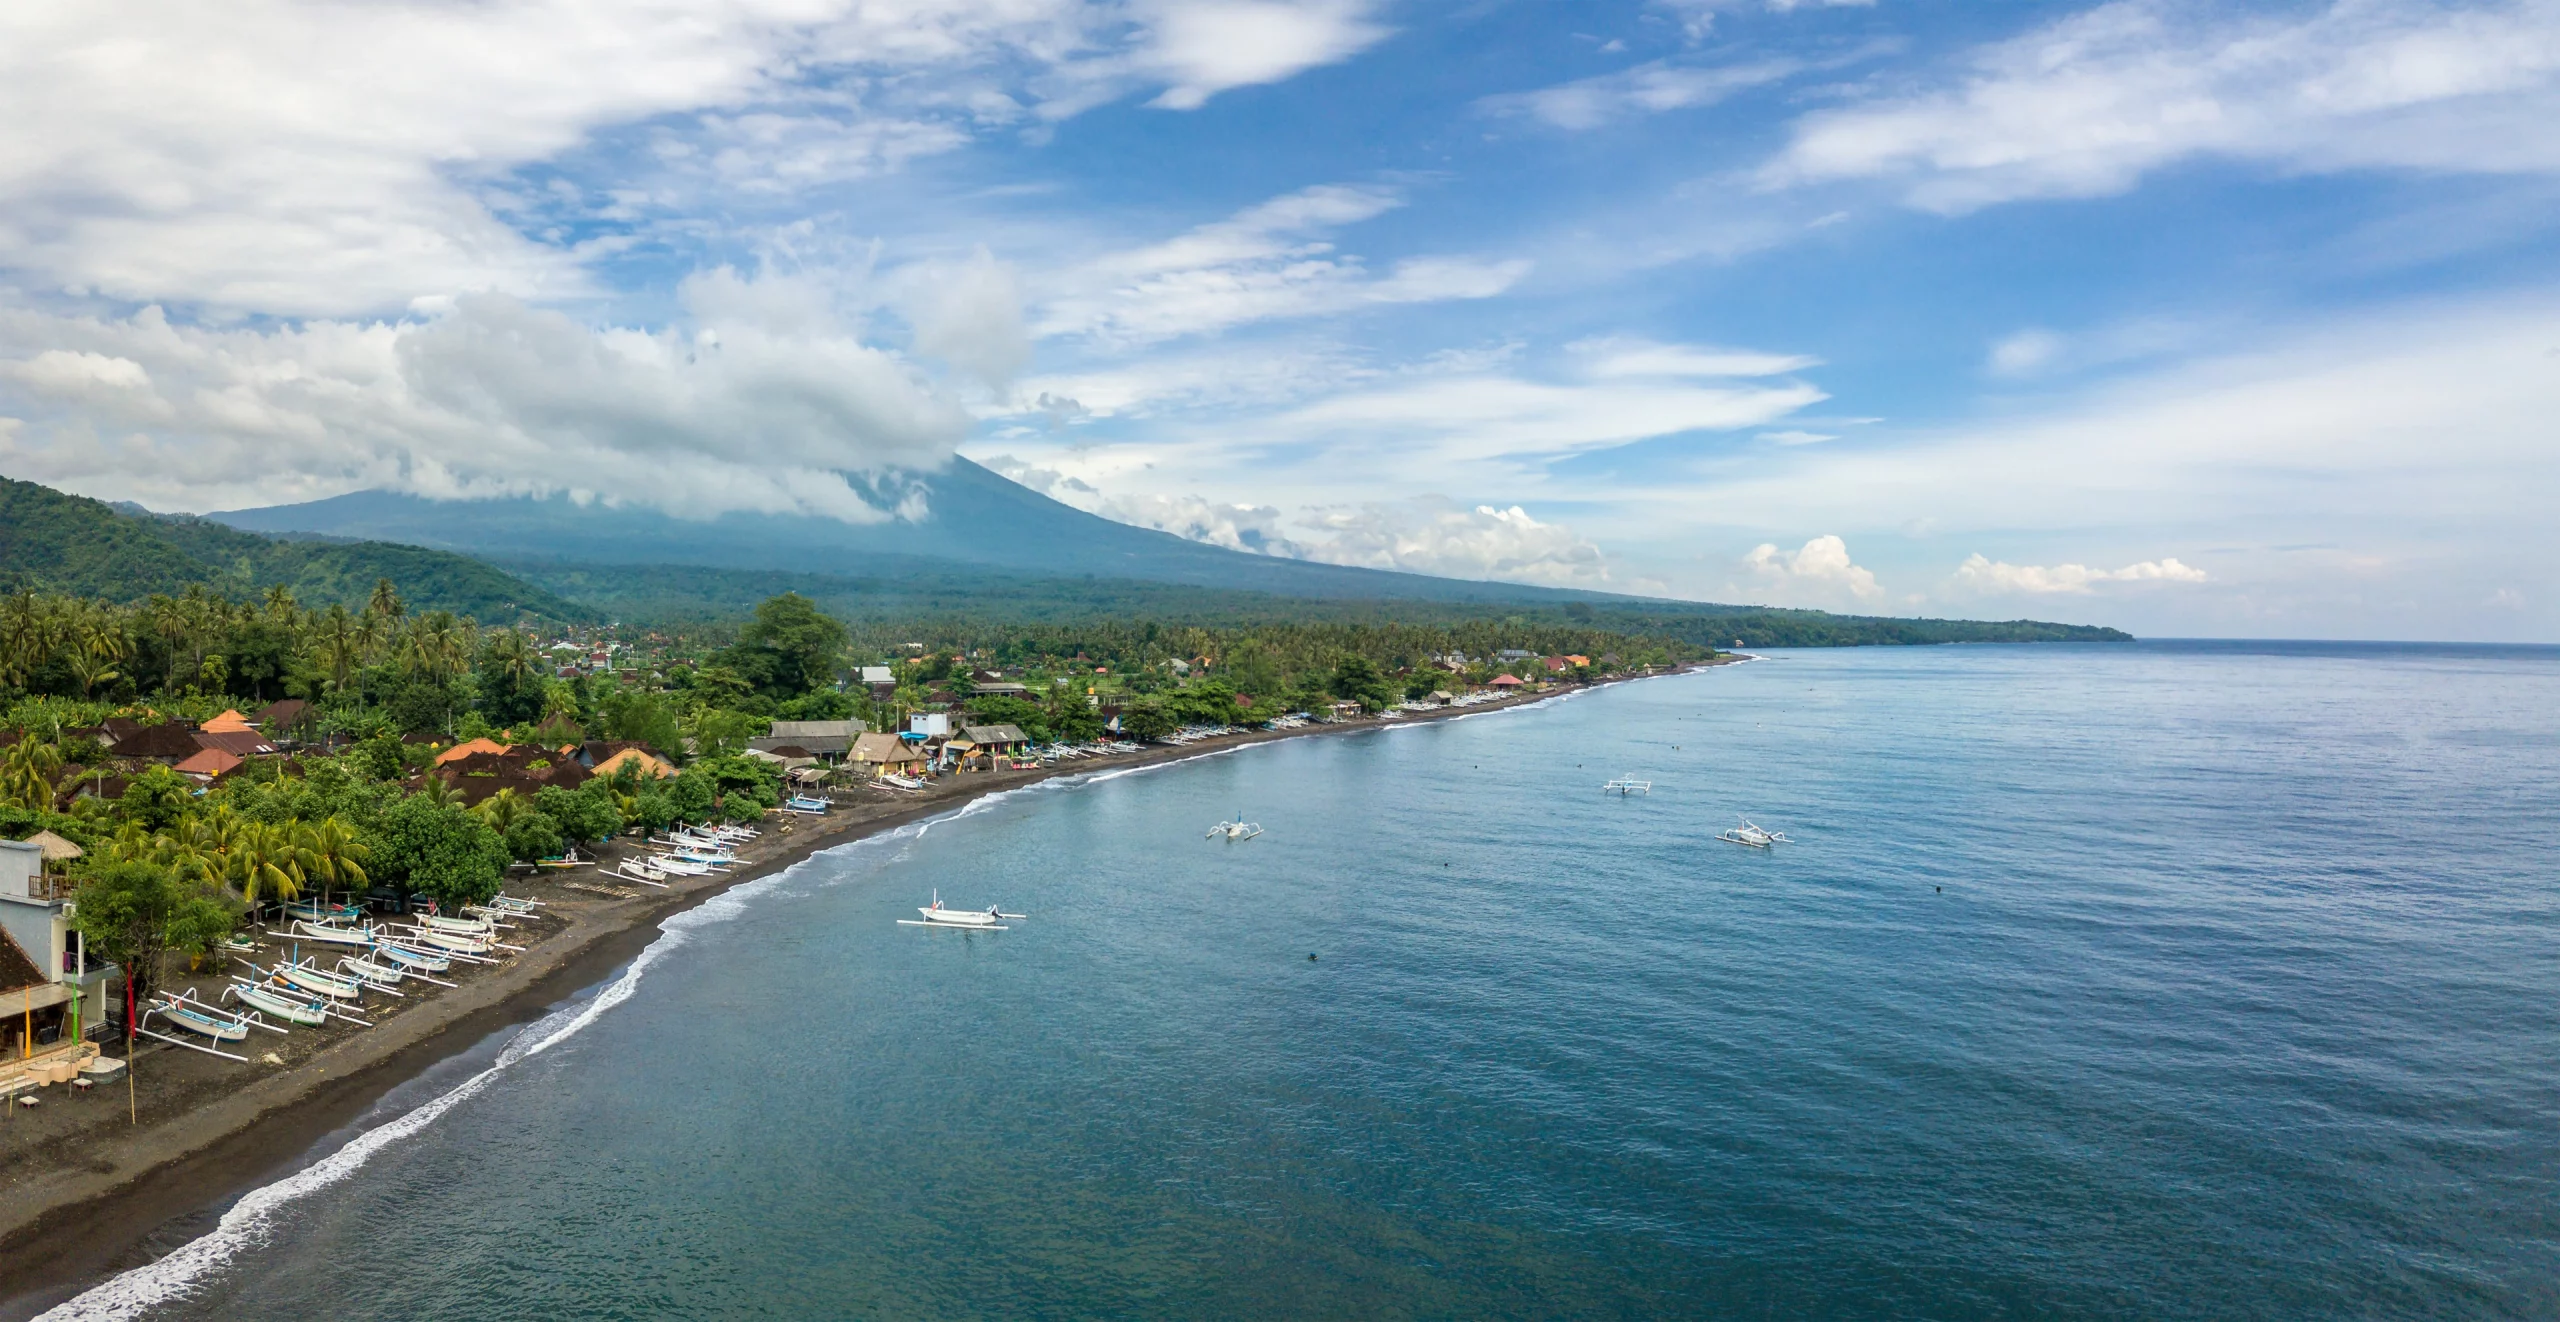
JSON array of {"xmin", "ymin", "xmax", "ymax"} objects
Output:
[
  {"xmin": 67, "ymin": 603, "xmax": 130, "ymax": 697},
  {"xmin": 146, "ymin": 594, "xmax": 189, "ymax": 693},
  {"xmin": 293, "ymin": 818, "xmax": 371, "ymax": 897},
  {"xmin": 0, "ymin": 738, "xmax": 64, "ymax": 810},
  {"xmin": 473, "ymin": 787, "xmax": 531, "ymax": 833},
  {"xmin": 415, "ymin": 776, "xmax": 462, "ymax": 809},
  {"xmin": 0, "ymin": 590, "xmax": 48, "ymax": 691},
  {"xmin": 263, "ymin": 585, "xmax": 297, "ymax": 625},
  {"xmin": 367, "ymin": 578, "xmax": 405, "ymax": 623},
  {"xmin": 228, "ymin": 821, "xmax": 306, "ymax": 907},
  {"xmin": 314, "ymin": 603, "xmax": 363, "ymax": 694}
]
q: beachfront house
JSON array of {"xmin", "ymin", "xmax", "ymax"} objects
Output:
[
  {"xmin": 849, "ymin": 732, "xmax": 929, "ymax": 780},
  {"xmin": 753, "ymin": 720, "xmax": 866, "ymax": 761},
  {"xmin": 0, "ymin": 838, "xmax": 117, "ymax": 1083},
  {"xmin": 959, "ymin": 724, "xmax": 1030, "ymax": 767},
  {"xmin": 861, "ymin": 666, "xmax": 896, "ymax": 699},
  {"xmin": 1489, "ymin": 674, "xmax": 1525, "ymax": 691}
]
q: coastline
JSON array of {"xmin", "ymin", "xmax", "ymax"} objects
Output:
[{"xmin": 0, "ymin": 664, "xmax": 1723, "ymax": 1315}]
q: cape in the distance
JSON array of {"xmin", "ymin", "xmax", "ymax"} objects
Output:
[{"xmin": 0, "ymin": 468, "xmax": 2128, "ymax": 644}]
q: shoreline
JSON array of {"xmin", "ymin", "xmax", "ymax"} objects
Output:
[{"xmin": 0, "ymin": 665, "xmax": 1721, "ymax": 1315}]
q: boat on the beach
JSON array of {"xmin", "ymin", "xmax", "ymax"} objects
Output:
[
  {"xmin": 224, "ymin": 980, "xmax": 332, "ymax": 1027},
  {"xmin": 783, "ymin": 794, "xmax": 831, "ymax": 815},
  {"xmin": 335, "ymin": 953, "xmax": 410, "ymax": 992},
  {"xmin": 275, "ymin": 919, "xmax": 376, "ymax": 947},
  {"xmin": 147, "ymin": 992, "xmax": 252, "ymax": 1042},
  {"xmin": 1716, "ymin": 819, "xmax": 1793, "ymax": 849},
  {"xmin": 247, "ymin": 957, "xmax": 367, "ymax": 1001}
]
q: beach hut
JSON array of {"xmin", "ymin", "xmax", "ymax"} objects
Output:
[
  {"xmin": 1489, "ymin": 674, "xmax": 1524, "ymax": 691},
  {"xmin": 849, "ymin": 732, "xmax": 929, "ymax": 780}
]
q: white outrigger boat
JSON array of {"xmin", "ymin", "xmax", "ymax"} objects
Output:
[
  {"xmin": 897, "ymin": 891, "xmax": 1024, "ymax": 930},
  {"xmin": 137, "ymin": 991, "xmax": 277, "ymax": 1061},
  {"xmin": 335, "ymin": 953, "xmax": 411, "ymax": 993},
  {"xmin": 241, "ymin": 957, "xmax": 368, "ymax": 1002},
  {"xmin": 1603, "ymin": 774, "xmax": 1652, "ymax": 796},
  {"xmin": 225, "ymin": 980, "xmax": 334, "ymax": 1027},
  {"xmin": 1207, "ymin": 815, "xmax": 1263, "ymax": 842},
  {"xmin": 1716, "ymin": 818, "xmax": 1793, "ymax": 849},
  {"xmin": 270, "ymin": 919, "xmax": 377, "ymax": 947}
]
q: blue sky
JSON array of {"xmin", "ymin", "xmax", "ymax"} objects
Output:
[{"xmin": 0, "ymin": 0, "xmax": 2554, "ymax": 639}]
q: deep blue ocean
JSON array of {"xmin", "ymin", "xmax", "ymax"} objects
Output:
[{"xmin": 42, "ymin": 642, "xmax": 2560, "ymax": 1319}]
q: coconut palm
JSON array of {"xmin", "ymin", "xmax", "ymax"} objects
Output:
[
  {"xmin": 367, "ymin": 578, "xmax": 405, "ymax": 623},
  {"xmin": 146, "ymin": 594, "xmax": 189, "ymax": 693},
  {"xmin": 0, "ymin": 738, "xmax": 64, "ymax": 810},
  {"xmin": 473, "ymin": 787, "xmax": 531, "ymax": 833},
  {"xmin": 0, "ymin": 590, "xmax": 50, "ymax": 691},
  {"xmin": 227, "ymin": 821, "xmax": 307, "ymax": 907},
  {"xmin": 313, "ymin": 603, "xmax": 363, "ymax": 694},
  {"xmin": 293, "ymin": 818, "xmax": 371, "ymax": 894}
]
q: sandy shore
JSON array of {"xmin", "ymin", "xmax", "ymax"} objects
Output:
[{"xmin": 0, "ymin": 668, "xmax": 1718, "ymax": 1315}]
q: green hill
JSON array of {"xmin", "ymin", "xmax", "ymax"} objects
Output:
[
  {"xmin": 0, "ymin": 476, "xmax": 587, "ymax": 622},
  {"xmin": 505, "ymin": 557, "xmax": 2129, "ymax": 646}
]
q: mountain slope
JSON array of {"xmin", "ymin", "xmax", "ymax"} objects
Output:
[
  {"xmin": 502, "ymin": 555, "xmax": 2133, "ymax": 646},
  {"xmin": 212, "ymin": 458, "xmax": 1628, "ymax": 605},
  {"xmin": 0, "ymin": 475, "xmax": 587, "ymax": 620}
]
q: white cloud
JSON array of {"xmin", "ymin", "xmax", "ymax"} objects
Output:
[
  {"xmin": 1572, "ymin": 337, "xmax": 1821, "ymax": 378},
  {"xmin": 1758, "ymin": 429, "xmax": 1836, "ymax": 445},
  {"xmin": 1267, "ymin": 371, "xmax": 1824, "ymax": 468},
  {"xmin": 0, "ymin": 270, "xmax": 971, "ymax": 519},
  {"xmin": 986, "ymin": 454, "xmax": 1299, "ymax": 553},
  {"xmin": 1765, "ymin": 0, "xmax": 2560, "ymax": 213},
  {"xmin": 1988, "ymin": 329, "xmax": 2066, "ymax": 376},
  {"xmin": 1139, "ymin": 1, "xmax": 1392, "ymax": 110},
  {"xmin": 908, "ymin": 247, "xmax": 1032, "ymax": 388},
  {"xmin": 1293, "ymin": 501, "xmax": 1612, "ymax": 584},
  {"xmin": 1653, "ymin": 0, "xmax": 1874, "ymax": 43},
  {"xmin": 1745, "ymin": 534, "xmax": 1883, "ymax": 600},
  {"xmin": 1480, "ymin": 58, "xmax": 1802, "ymax": 130},
  {"xmin": 0, "ymin": 2, "xmax": 1390, "ymax": 317},
  {"xmin": 1035, "ymin": 184, "xmax": 1528, "ymax": 345},
  {"xmin": 990, "ymin": 451, "xmax": 1615, "ymax": 584},
  {"xmin": 1952, "ymin": 552, "xmax": 2207, "ymax": 593}
]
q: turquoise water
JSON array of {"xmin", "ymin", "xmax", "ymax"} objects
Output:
[{"xmin": 46, "ymin": 643, "xmax": 2560, "ymax": 1319}]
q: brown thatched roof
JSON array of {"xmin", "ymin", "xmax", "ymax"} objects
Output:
[{"xmin": 22, "ymin": 830, "xmax": 83, "ymax": 861}]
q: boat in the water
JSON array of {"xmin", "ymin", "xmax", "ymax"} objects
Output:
[
  {"xmin": 1603, "ymin": 774, "xmax": 1652, "ymax": 795},
  {"xmin": 1207, "ymin": 816, "xmax": 1263, "ymax": 842},
  {"xmin": 898, "ymin": 891, "xmax": 1023, "ymax": 929},
  {"xmin": 1716, "ymin": 818, "xmax": 1794, "ymax": 849}
]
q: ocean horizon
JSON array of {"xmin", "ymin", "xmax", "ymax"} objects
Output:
[{"xmin": 39, "ymin": 640, "xmax": 2560, "ymax": 1320}]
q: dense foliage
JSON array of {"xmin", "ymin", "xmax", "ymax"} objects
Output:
[{"xmin": 0, "ymin": 476, "xmax": 584, "ymax": 620}]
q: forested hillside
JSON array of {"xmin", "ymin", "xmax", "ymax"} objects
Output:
[
  {"xmin": 508, "ymin": 557, "xmax": 2128, "ymax": 646},
  {"xmin": 0, "ymin": 477, "xmax": 584, "ymax": 622}
]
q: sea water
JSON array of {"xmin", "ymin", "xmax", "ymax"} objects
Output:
[{"xmin": 38, "ymin": 642, "xmax": 2560, "ymax": 1319}]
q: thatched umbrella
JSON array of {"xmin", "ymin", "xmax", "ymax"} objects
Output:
[{"xmin": 22, "ymin": 830, "xmax": 82, "ymax": 874}]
